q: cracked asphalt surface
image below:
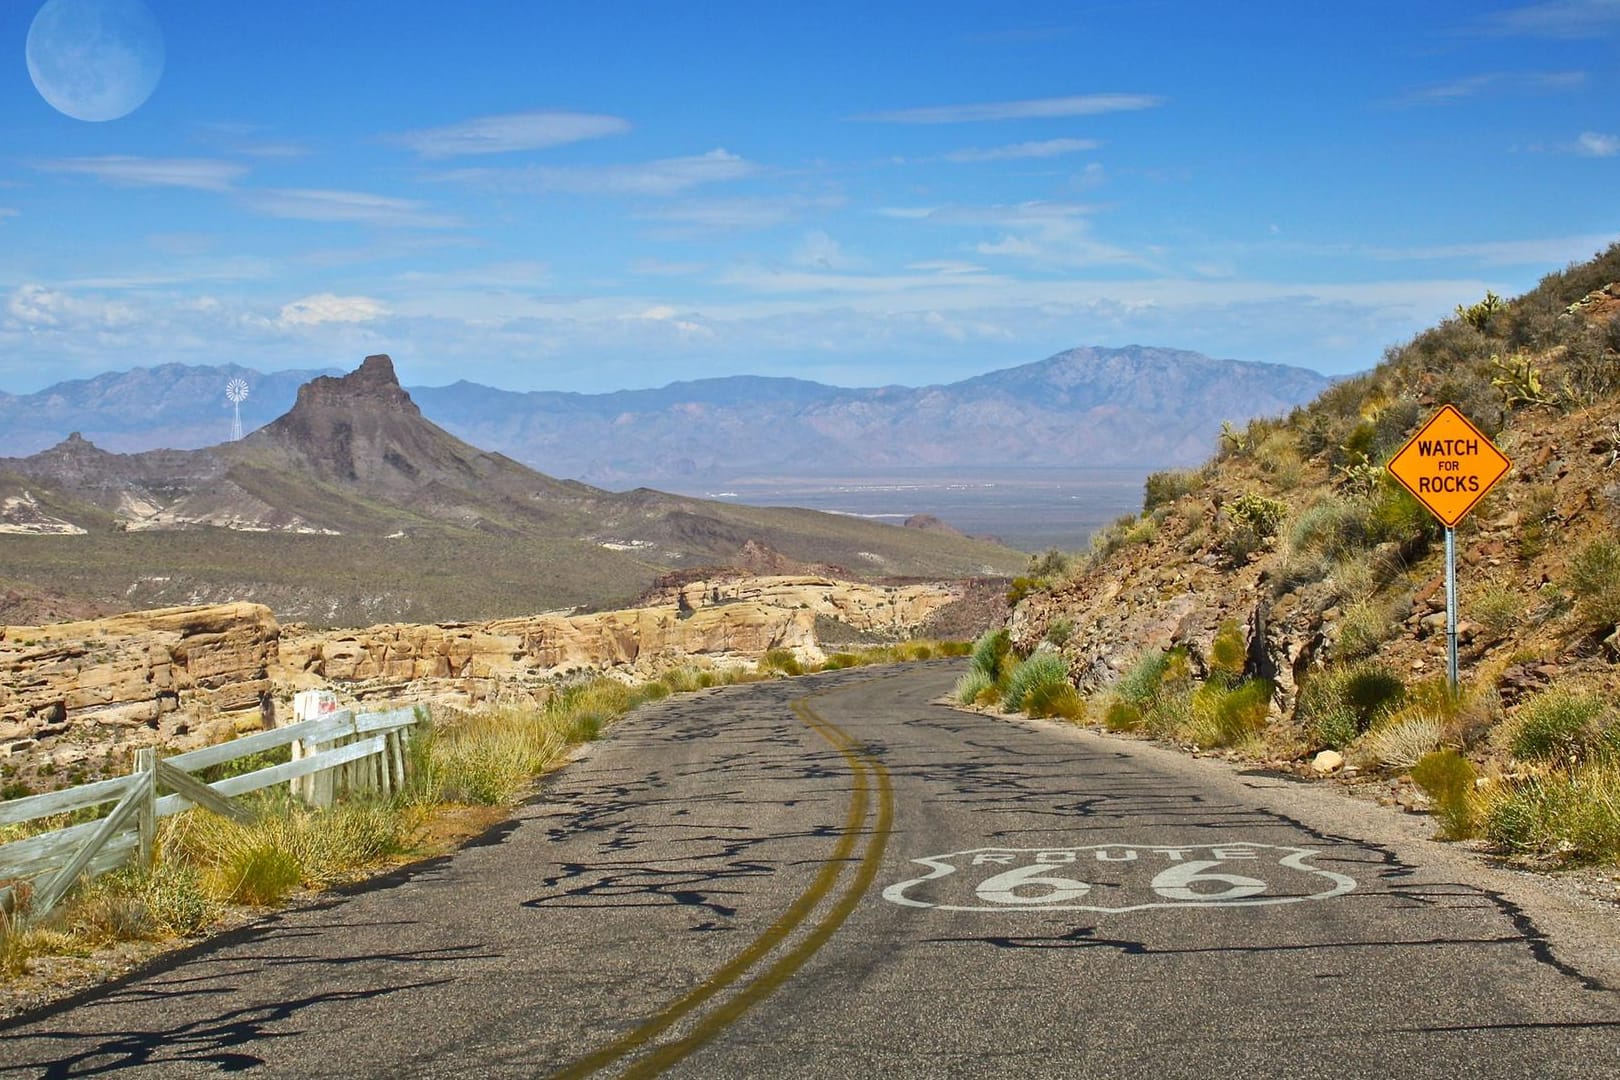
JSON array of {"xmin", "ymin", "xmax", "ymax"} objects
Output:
[{"xmin": 2, "ymin": 661, "xmax": 1618, "ymax": 1078}]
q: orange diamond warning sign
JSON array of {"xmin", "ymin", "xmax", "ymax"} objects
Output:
[{"xmin": 1387, "ymin": 405, "xmax": 1512, "ymax": 528}]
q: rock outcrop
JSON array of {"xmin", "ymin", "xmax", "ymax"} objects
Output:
[{"xmin": 0, "ymin": 603, "xmax": 279, "ymax": 772}]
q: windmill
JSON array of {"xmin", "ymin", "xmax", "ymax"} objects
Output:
[{"xmin": 226, "ymin": 378, "xmax": 249, "ymax": 441}]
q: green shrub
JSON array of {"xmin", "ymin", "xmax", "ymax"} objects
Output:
[
  {"xmin": 1188, "ymin": 678, "xmax": 1273, "ymax": 748},
  {"xmin": 1368, "ymin": 480, "xmax": 1440, "ymax": 551},
  {"xmin": 1112, "ymin": 650, "xmax": 1167, "ymax": 708},
  {"xmin": 1024, "ymin": 682, "xmax": 1085, "ymax": 721},
  {"xmin": 820, "ymin": 652, "xmax": 860, "ymax": 671},
  {"xmin": 1044, "ymin": 617, "xmax": 1074, "ymax": 648},
  {"xmin": 1481, "ymin": 762, "xmax": 1620, "ymax": 861},
  {"xmin": 1222, "ymin": 492, "xmax": 1288, "ymax": 565},
  {"xmin": 1144, "ymin": 469, "xmax": 1201, "ymax": 512},
  {"xmin": 757, "ymin": 649, "xmax": 804, "ymax": 676},
  {"xmin": 1297, "ymin": 662, "xmax": 1405, "ymax": 748},
  {"xmin": 1410, "ymin": 750, "xmax": 1478, "ymax": 840},
  {"xmin": 1209, "ymin": 620, "xmax": 1247, "ymax": 683},
  {"xmin": 1289, "ymin": 497, "xmax": 1371, "ymax": 559},
  {"xmin": 1355, "ymin": 713, "xmax": 1444, "ymax": 770},
  {"xmin": 969, "ymin": 628, "xmax": 1013, "ymax": 684},
  {"xmin": 1509, "ymin": 687, "xmax": 1615, "ymax": 765},
  {"xmin": 1471, "ymin": 587, "xmax": 1526, "ymax": 639},
  {"xmin": 1335, "ymin": 598, "xmax": 1398, "ymax": 661},
  {"xmin": 1566, "ymin": 539, "xmax": 1620, "ymax": 630},
  {"xmin": 953, "ymin": 667, "xmax": 995, "ymax": 705},
  {"xmin": 1104, "ymin": 701, "xmax": 1144, "ymax": 732},
  {"xmin": 1003, "ymin": 652, "xmax": 1072, "ymax": 712}
]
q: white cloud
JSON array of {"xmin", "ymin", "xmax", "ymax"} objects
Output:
[
  {"xmin": 392, "ymin": 110, "xmax": 632, "ymax": 157},
  {"xmin": 616, "ymin": 304, "xmax": 713, "ymax": 338},
  {"xmin": 905, "ymin": 260, "xmax": 986, "ymax": 275},
  {"xmin": 1363, "ymin": 233, "xmax": 1620, "ymax": 265},
  {"xmin": 5, "ymin": 284, "xmax": 137, "ymax": 329},
  {"xmin": 34, "ymin": 156, "xmax": 247, "ymax": 191},
  {"xmin": 792, "ymin": 231, "xmax": 860, "ymax": 271},
  {"xmin": 941, "ymin": 138, "xmax": 1099, "ymax": 163},
  {"xmin": 629, "ymin": 258, "xmax": 709, "ymax": 276},
  {"xmin": 856, "ymin": 93, "xmax": 1163, "ymax": 124},
  {"xmin": 1396, "ymin": 70, "xmax": 1586, "ymax": 105},
  {"xmin": 1575, "ymin": 131, "xmax": 1620, "ymax": 156},
  {"xmin": 1480, "ymin": 0, "xmax": 1620, "ymax": 38},
  {"xmin": 278, "ymin": 294, "xmax": 390, "ymax": 327},
  {"xmin": 432, "ymin": 149, "xmax": 759, "ymax": 197},
  {"xmin": 641, "ymin": 193, "xmax": 843, "ymax": 230},
  {"xmin": 242, "ymin": 188, "xmax": 461, "ymax": 229}
]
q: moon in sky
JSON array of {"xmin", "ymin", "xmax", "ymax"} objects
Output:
[{"xmin": 26, "ymin": 0, "xmax": 165, "ymax": 122}]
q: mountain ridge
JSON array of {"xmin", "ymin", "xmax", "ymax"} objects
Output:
[
  {"xmin": 0, "ymin": 355, "xmax": 1027, "ymax": 626},
  {"xmin": 0, "ymin": 347, "xmax": 1331, "ymax": 484}
]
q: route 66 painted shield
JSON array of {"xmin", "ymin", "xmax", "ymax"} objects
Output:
[{"xmin": 882, "ymin": 843, "xmax": 1356, "ymax": 913}]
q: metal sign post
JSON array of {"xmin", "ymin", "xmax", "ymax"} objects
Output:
[
  {"xmin": 1387, "ymin": 405, "xmax": 1512, "ymax": 695},
  {"xmin": 1444, "ymin": 526, "xmax": 1459, "ymax": 691}
]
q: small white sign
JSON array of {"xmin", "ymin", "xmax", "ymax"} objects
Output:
[{"xmin": 882, "ymin": 843, "xmax": 1355, "ymax": 913}]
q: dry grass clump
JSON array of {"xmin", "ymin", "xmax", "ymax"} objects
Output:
[
  {"xmin": 1354, "ymin": 713, "xmax": 1445, "ymax": 770},
  {"xmin": 1478, "ymin": 762, "xmax": 1620, "ymax": 862}
]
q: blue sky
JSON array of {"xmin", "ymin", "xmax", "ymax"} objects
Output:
[{"xmin": 1, "ymin": 0, "xmax": 1617, "ymax": 395}]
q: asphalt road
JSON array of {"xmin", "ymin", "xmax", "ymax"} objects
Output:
[{"xmin": 2, "ymin": 662, "xmax": 1618, "ymax": 1078}]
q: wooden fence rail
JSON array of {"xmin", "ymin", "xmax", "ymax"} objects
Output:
[{"xmin": 0, "ymin": 705, "xmax": 420, "ymax": 924}]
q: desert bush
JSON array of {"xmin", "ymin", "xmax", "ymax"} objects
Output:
[
  {"xmin": 1024, "ymin": 682, "xmax": 1085, "ymax": 721},
  {"xmin": 1114, "ymin": 649, "xmax": 1176, "ymax": 708},
  {"xmin": 1103, "ymin": 701, "xmax": 1143, "ymax": 732},
  {"xmin": 1508, "ymin": 687, "xmax": 1616, "ymax": 765},
  {"xmin": 1456, "ymin": 291, "xmax": 1504, "ymax": 332},
  {"xmin": 1559, "ymin": 322, "xmax": 1620, "ymax": 403},
  {"xmin": 1208, "ymin": 620, "xmax": 1248, "ymax": 684},
  {"xmin": 1296, "ymin": 661, "xmax": 1406, "ymax": 748},
  {"xmin": 936, "ymin": 640, "xmax": 972, "ymax": 658},
  {"xmin": 1480, "ymin": 762, "xmax": 1620, "ymax": 861},
  {"xmin": 972, "ymin": 684, "xmax": 1002, "ymax": 707},
  {"xmin": 1289, "ymin": 497, "xmax": 1371, "ymax": 559},
  {"xmin": 1221, "ymin": 492, "xmax": 1287, "ymax": 565},
  {"xmin": 1027, "ymin": 549, "xmax": 1072, "ymax": 578},
  {"xmin": 1144, "ymin": 469, "xmax": 1200, "ymax": 512},
  {"xmin": 953, "ymin": 667, "xmax": 995, "ymax": 705},
  {"xmin": 1255, "ymin": 430, "xmax": 1305, "ymax": 490},
  {"xmin": 1355, "ymin": 713, "xmax": 1444, "ymax": 771},
  {"xmin": 1566, "ymin": 539, "xmax": 1620, "ymax": 631},
  {"xmin": 1187, "ymin": 679, "xmax": 1274, "ymax": 748},
  {"xmin": 969, "ymin": 628, "xmax": 1013, "ymax": 685},
  {"xmin": 1003, "ymin": 652, "xmax": 1072, "ymax": 712},
  {"xmin": 1367, "ymin": 479, "xmax": 1439, "ymax": 552},
  {"xmin": 1335, "ymin": 598, "xmax": 1400, "ymax": 662},
  {"xmin": 758, "ymin": 649, "xmax": 804, "ymax": 676},
  {"xmin": 1470, "ymin": 586, "xmax": 1526, "ymax": 639},
  {"xmin": 820, "ymin": 652, "xmax": 860, "ymax": 671},
  {"xmin": 1044, "ymin": 617, "xmax": 1074, "ymax": 648},
  {"xmin": 1410, "ymin": 750, "xmax": 1478, "ymax": 840}
]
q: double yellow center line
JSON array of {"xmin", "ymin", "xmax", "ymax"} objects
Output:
[{"xmin": 549, "ymin": 692, "xmax": 894, "ymax": 1079}]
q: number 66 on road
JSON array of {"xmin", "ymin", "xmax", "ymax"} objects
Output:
[{"xmin": 882, "ymin": 843, "xmax": 1356, "ymax": 913}]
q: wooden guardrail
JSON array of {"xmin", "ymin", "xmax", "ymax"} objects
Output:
[{"xmin": 0, "ymin": 705, "xmax": 419, "ymax": 924}]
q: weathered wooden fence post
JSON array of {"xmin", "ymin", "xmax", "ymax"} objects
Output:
[{"xmin": 134, "ymin": 748, "xmax": 157, "ymax": 868}]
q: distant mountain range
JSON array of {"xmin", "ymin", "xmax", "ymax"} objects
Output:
[
  {"xmin": 0, "ymin": 347, "xmax": 1332, "ymax": 486},
  {"xmin": 0, "ymin": 356, "xmax": 1025, "ymax": 625}
]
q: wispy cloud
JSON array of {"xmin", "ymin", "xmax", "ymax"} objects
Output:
[
  {"xmin": 1362, "ymin": 233, "xmax": 1617, "ymax": 265},
  {"xmin": 279, "ymin": 293, "xmax": 390, "ymax": 327},
  {"xmin": 629, "ymin": 257, "xmax": 709, "ymax": 276},
  {"xmin": 1395, "ymin": 70, "xmax": 1585, "ymax": 105},
  {"xmin": 392, "ymin": 110, "xmax": 632, "ymax": 157},
  {"xmin": 1479, "ymin": 0, "xmax": 1620, "ymax": 38},
  {"xmin": 241, "ymin": 188, "xmax": 461, "ymax": 229},
  {"xmin": 940, "ymin": 138, "xmax": 1099, "ymax": 163},
  {"xmin": 0, "ymin": 208, "xmax": 16, "ymax": 224},
  {"xmin": 856, "ymin": 93, "xmax": 1163, "ymax": 124},
  {"xmin": 432, "ymin": 149, "xmax": 759, "ymax": 197},
  {"xmin": 34, "ymin": 156, "xmax": 247, "ymax": 191},
  {"xmin": 639, "ymin": 193, "xmax": 842, "ymax": 230},
  {"xmin": 1574, "ymin": 131, "xmax": 1620, "ymax": 156}
]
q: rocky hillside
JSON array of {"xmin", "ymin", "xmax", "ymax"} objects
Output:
[
  {"xmin": 0, "ymin": 575, "xmax": 965, "ymax": 791},
  {"xmin": 0, "ymin": 347, "xmax": 1329, "ymax": 486},
  {"xmin": 1000, "ymin": 242, "xmax": 1620, "ymax": 856},
  {"xmin": 0, "ymin": 357, "xmax": 1025, "ymax": 625}
]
